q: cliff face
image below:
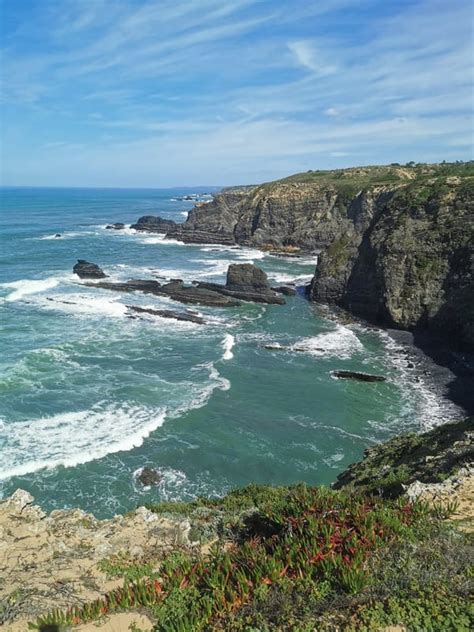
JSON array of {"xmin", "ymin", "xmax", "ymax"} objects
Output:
[
  {"xmin": 169, "ymin": 175, "xmax": 392, "ymax": 250},
  {"xmin": 310, "ymin": 170, "xmax": 474, "ymax": 349},
  {"xmin": 164, "ymin": 162, "xmax": 473, "ymax": 348}
]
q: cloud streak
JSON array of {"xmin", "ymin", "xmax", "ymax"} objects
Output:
[{"xmin": 1, "ymin": 0, "xmax": 472, "ymax": 186}]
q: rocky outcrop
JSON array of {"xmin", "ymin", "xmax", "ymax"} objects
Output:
[
  {"xmin": 127, "ymin": 163, "xmax": 473, "ymax": 348},
  {"xmin": 310, "ymin": 169, "xmax": 474, "ymax": 350},
  {"xmin": 86, "ymin": 278, "xmax": 241, "ymax": 307},
  {"xmin": 331, "ymin": 370, "xmax": 386, "ymax": 382},
  {"xmin": 137, "ymin": 467, "xmax": 163, "ymax": 487},
  {"xmin": 333, "ymin": 417, "xmax": 473, "ymax": 498},
  {"xmin": 166, "ymin": 183, "xmax": 354, "ymax": 250},
  {"xmin": 83, "ymin": 264, "xmax": 286, "ymax": 307},
  {"xmin": 106, "ymin": 222, "xmax": 125, "ymax": 230},
  {"xmin": 73, "ymin": 259, "xmax": 107, "ymax": 279},
  {"xmin": 131, "ymin": 216, "xmax": 178, "ymax": 233},
  {"xmin": 196, "ymin": 263, "xmax": 286, "ymax": 305},
  {"xmin": 0, "ymin": 490, "xmax": 189, "ymax": 629},
  {"xmin": 126, "ymin": 305, "xmax": 205, "ymax": 324}
]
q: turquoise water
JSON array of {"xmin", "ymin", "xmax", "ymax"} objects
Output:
[{"xmin": 0, "ymin": 187, "xmax": 454, "ymax": 517}]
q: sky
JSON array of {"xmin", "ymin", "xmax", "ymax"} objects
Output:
[{"xmin": 0, "ymin": 0, "xmax": 472, "ymax": 187}]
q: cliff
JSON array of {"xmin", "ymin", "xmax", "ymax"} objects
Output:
[
  {"xmin": 163, "ymin": 162, "xmax": 474, "ymax": 349},
  {"xmin": 309, "ymin": 164, "xmax": 474, "ymax": 350}
]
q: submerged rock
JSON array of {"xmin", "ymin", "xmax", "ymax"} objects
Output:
[
  {"xmin": 131, "ymin": 216, "xmax": 178, "ymax": 233},
  {"xmin": 73, "ymin": 259, "xmax": 107, "ymax": 279},
  {"xmin": 126, "ymin": 305, "xmax": 205, "ymax": 324},
  {"xmin": 332, "ymin": 370, "xmax": 386, "ymax": 382},
  {"xmin": 137, "ymin": 467, "xmax": 163, "ymax": 487},
  {"xmin": 105, "ymin": 222, "xmax": 125, "ymax": 230}
]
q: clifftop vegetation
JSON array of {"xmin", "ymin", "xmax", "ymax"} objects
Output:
[{"xmin": 27, "ymin": 419, "xmax": 473, "ymax": 632}]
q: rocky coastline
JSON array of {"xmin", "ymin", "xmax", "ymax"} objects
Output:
[
  {"xmin": 123, "ymin": 163, "xmax": 473, "ymax": 352},
  {"xmin": 114, "ymin": 162, "xmax": 474, "ymax": 411}
]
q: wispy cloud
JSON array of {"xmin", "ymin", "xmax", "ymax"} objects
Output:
[
  {"xmin": 1, "ymin": 0, "xmax": 472, "ymax": 186},
  {"xmin": 288, "ymin": 40, "xmax": 337, "ymax": 76}
]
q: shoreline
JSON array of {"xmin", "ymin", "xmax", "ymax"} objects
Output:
[{"xmin": 311, "ymin": 301, "xmax": 473, "ymax": 420}]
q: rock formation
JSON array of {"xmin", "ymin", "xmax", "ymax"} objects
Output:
[
  {"xmin": 86, "ymin": 278, "xmax": 241, "ymax": 307},
  {"xmin": 126, "ymin": 305, "xmax": 205, "ymax": 324},
  {"xmin": 309, "ymin": 166, "xmax": 474, "ymax": 350},
  {"xmin": 331, "ymin": 370, "xmax": 386, "ymax": 382},
  {"xmin": 139, "ymin": 162, "xmax": 473, "ymax": 349},
  {"xmin": 79, "ymin": 262, "xmax": 286, "ymax": 307},
  {"xmin": 0, "ymin": 490, "xmax": 189, "ymax": 629},
  {"xmin": 73, "ymin": 259, "xmax": 108, "ymax": 279},
  {"xmin": 196, "ymin": 263, "xmax": 286, "ymax": 304},
  {"xmin": 137, "ymin": 467, "xmax": 163, "ymax": 487},
  {"xmin": 333, "ymin": 417, "xmax": 473, "ymax": 498},
  {"xmin": 105, "ymin": 222, "xmax": 125, "ymax": 230},
  {"xmin": 131, "ymin": 216, "xmax": 178, "ymax": 233}
]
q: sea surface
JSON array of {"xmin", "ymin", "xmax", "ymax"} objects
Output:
[{"xmin": 0, "ymin": 187, "xmax": 458, "ymax": 517}]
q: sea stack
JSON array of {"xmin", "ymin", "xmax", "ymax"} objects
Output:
[{"xmin": 73, "ymin": 260, "xmax": 108, "ymax": 279}]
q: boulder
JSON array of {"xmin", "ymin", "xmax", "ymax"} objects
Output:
[
  {"xmin": 226, "ymin": 263, "xmax": 269, "ymax": 290},
  {"xmin": 105, "ymin": 223, "xmax": 125, "ymax": 230},
  {"xmin": 137, "ymin": 467, "xmax": 163, "ymax": 487},
  {"xmin": 54, "ymin": 233, "xmax": 62, "ymax": 238},
  {"xmin": 332, "ymin": 370, "xmax": 386, "ymax": 382},
  {"xmin": 131, "ymin": 216, "xmax": 178, "ymax": 233},
  {"xmin": 196, "ymin": 264, "xmax": 286, "ymax": 305},
  {"xmin": 73, "ymin": 259, "xmax": 107, "ymax": 279}
]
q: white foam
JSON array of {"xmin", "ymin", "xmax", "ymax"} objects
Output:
[
  {"xmin": 180, "ymin": 211, "xmax": 189, "ymax": 217},
  {"xmin": 36, "ymin": 230, "xmax": 100, "ymax": 240},
  {"xmin": 38, "ymin": 293, "xmax": 128, "ymax": 318},
  {"xmin": 268, "ymin": 272, "xmax": 313, "ymax": 285},
  {"xmin": 139, "ymin": 235, "xmax": 185, "ymax": 246},
  {"xmin": 221, "ymin": 334, "xmax": 235, "ymax": 360},
  {"xmin": 1, "ymin": 276, "xmax": 66, "ymax": 301},
  {"xmin": 235, "ymin": 247, "xmax": 266, "ymax": 261},
  {"xmin": 0, "ymin": 404, "xmax": 167, "ymax": 481},
  {"xmin": 374, "ymin": 329, "xmax": 462, "ymax": 430},
  {"xmin": 296, "ymin": 256, "xmax": 319, "ymax": 266},
  {"xmin": 290, "ymin": 325, "xmax": 363, "ymax": 359}
]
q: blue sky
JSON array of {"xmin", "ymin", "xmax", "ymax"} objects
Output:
[{"xmin": 0, "ymin": 0, "xmax": 472, "ymax": 187}]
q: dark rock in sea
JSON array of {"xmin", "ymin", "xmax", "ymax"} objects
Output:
[
  {"xmin": 85, "ymin": 278, "xmax": 241, "ymax": 307},
  {"xmin": 272, "ymin": 286, "xmax": 297, "ymax": 296},
  {"xmin": 105, "ymin": 223, "xmax": 125, "ymax": 230},
  {"xmin": 137, "ymin": 467, "xmax": 163, "ymax": 487},
  {"xmin": 130, "ymin": 216, "xmax": 178, "ymax": 233},
  {"xmin": 54, "ymin": 234, "xmax": 62, "ymax": 238},
  {"xmin": 196, "ymin": 264, "xmax": 286, "ymax": 305},
  {"xmin": 73, "ymin": 260, "xmax": 107, "ymax": 279},
  {"xmin": 126, "ymin": 305, "xmax": 205, "ymax": 324},
  {"xmin": 332, "ymin": 370, "xmax": 386, "ymax": 382},
  {"xmin": 227, "ymin": 263, "xmax": 268, "ymax": 289}
]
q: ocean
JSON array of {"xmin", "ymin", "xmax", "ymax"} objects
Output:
[{"xmin": 0, "ymin": 187, "xmax": 458, "ymax": 518}]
